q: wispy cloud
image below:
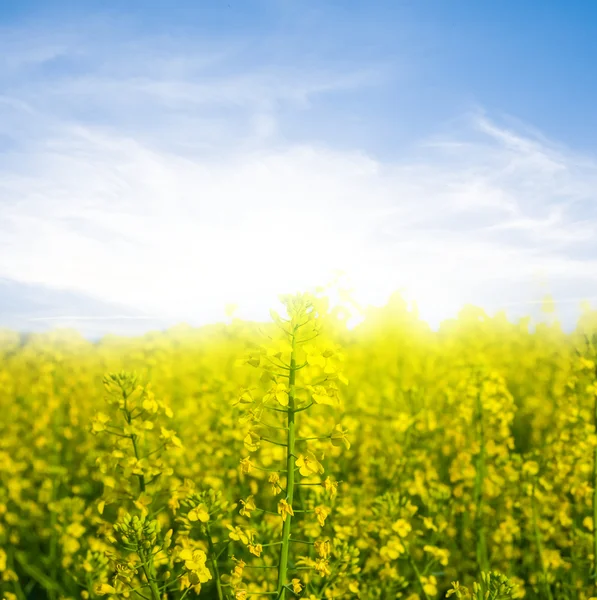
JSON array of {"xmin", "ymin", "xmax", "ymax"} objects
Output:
[{"xmin": 1, "ymin": 21, "xmax": 596, "ymax": 332}]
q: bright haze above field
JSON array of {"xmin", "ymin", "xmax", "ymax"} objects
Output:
[{"xmin": 1, "ymin": 0, "xmax": 597, "ymax": 336}]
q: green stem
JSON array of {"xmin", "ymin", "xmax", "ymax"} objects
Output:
[
  {"xmin": 261, "ymin": 437, "xmax": 288, "ymax": 447},
  {"xmin": 179, "ymin": 587, "xmax": 192, "ymax": 600},
  {"xmin": 207, "ymin": 525, "xmax": 226, "ymax": 600},
  {"xmin": 260, "ymin": 421, "xmax": 289, "ymax": 431},
  {"xmin": 14, "ymin": 551, "xmax": 62, "ymax": 597},
  {"xmin": 8, "ymin": 551, "xmax": 26, "ymax": 600},
  {"xmin": 123, "ymin": 398, "xmax": 146, "ymax": 494},
  {"xmin": 130, "ymin": 434, "xmax": 146, "ymax": 493},
  {"xmin": 406, "ymin": 547, "xmax": 431, "ymax": 600},
  {"xmin": 255, "ymin": 508, "xmax": 281, "ymax": 515},
  {"xmin": 276, "ymin": 327, "xmax": 297, "ymax": 600},
  {"xmin": 252, "ymin": 465, "xmax": 287, "ymax": 473},
  {"xmin": 140, "ymin": 559, "xmax": 160, "ymax": 600}
]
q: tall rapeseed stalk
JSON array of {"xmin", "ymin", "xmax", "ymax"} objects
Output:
[{"xmin": 233, "ymin": 292, "xmax": 349, "ymax": 599}]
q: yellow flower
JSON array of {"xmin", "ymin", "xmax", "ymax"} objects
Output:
[
  {"xmin": 179, "ymin": 548, "xmax": 212, "ymax": 585},
  {"xmin": 322, "ymin": 476, "xmax": 338, "ymax": 499},
  {"xmin": 268, "ymin": 473, "xmax": 282, "ymax": 495},
  {"xmin": 232, "ymin": 558, "xmax": 246, "ymax": 578},
  {"xmin": 314, "ymin": 538, "xmax": 331, "ymax": 558},
  {"xmin": 188, "ymin": 504, "xmax": 210, "ymax": 523},
  {"xmin": 239, "ymin": 495, "xmax": 256, "ymax": 517},
  {"xmin": 91, "ymin": 412, "xmax": 110, "ymax": 434},
  {"xmin": 423, "ymin": 544, "xmax": 450, "ymax": 566},
  {"xmin": 314, "ymin": 558, "xmax": 331, "ymax": 576},
  {"xmin": 421, "ymin": 575, "xmax": 438, "ymax": 596},
  {"xmin": 278, "ymin": 499, "xmax": 295, "ymax": 522},
  {"xmin": 248, "ymin": 543, "xmax": 262, "ymax": 557},
  {"xmin": 291, "ymin": 578, "xmax": 303, "ymax": 593},
  {"xmin": 392, "ymin": 518, "xmax": 411, "ymax": 538},
  {"xmin": 296, "ymin": 452, "xmax": 324, "ymax": 477},
  {"xmin": 239, "ymin": 457, "xmax": 253, "ymax": 474},
  {"xmin": 306, "ymin": 348, "xmax": 326, "ymax": 368},
  {"xmin": 423, "ymin": 517, "xmax": 438, "ymax": 532},
  {"xmin": 66, "ymin": 522, "xmax": 86, "ymax": 538},
  {"xmin": 380, "ymin": 537, "xmax": 405, "ymax": 560},
  {"xmin": 142, "ymin": 395, "xmax": 159, "ymax": 413},
  {"xmin": 314, "ymin": 505, "xmax": 330, "ymax": 527},
  {"xmin": 446, "ymin": 582, "xmax": 468, "ymax": 598},
  {"xmin": 307, "ymin": 384, "xmax": 338, "ymax": 406},
  {"xmin": 227, "ymin": 526, "xmax": 251, "ymax": 545},
  {"xmin": 93, "ymin": 583, "xmax": 116, "ymax": 596},
  {"xmin": 160, "ymin": 426, "xmax": 182, "ymax": 448},
  {"xmin": 264, "ymin": 382, "xmax": 289, "ymax": 407}
]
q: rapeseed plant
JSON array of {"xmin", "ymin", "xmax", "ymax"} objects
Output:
[
  {"xmin": 2, "ymin": 291, "xmax": 597, "ymax": 599},
  {"xmin": 231, "ymin": 293, "xmax": 350, "ymax": 599}
]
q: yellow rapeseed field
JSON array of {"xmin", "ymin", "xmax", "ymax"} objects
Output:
[{"xmin": 2, "ymin": 290, "xmax": 597, "ymax": 600}]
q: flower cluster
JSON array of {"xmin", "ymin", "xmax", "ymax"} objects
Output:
[{"xmin": 1, "ymin": 292, "xmax": 597, "ymax": 599}]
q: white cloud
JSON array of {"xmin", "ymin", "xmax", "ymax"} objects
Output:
[{"xmin": 1, "ymin": 24, "xmax": 596, "ymax": 331}]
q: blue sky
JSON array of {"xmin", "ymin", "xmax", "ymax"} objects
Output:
[{"xmin": 1, "ymin": 0, "xmax": 597, "ymax": 335}]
